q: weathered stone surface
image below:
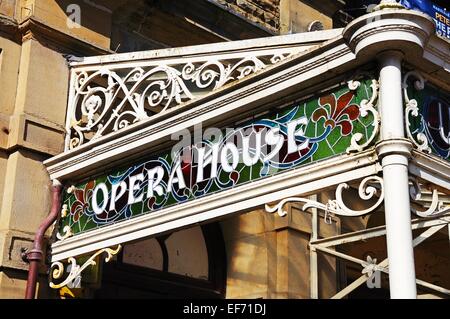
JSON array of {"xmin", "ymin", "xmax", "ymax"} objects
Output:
[
  {"xmin": 0, "ymin": 0, "xmax": 17, "ymax": 18},
  {"xmin": 221, "ymin": 204, "xmax": 340, "ymax": 299},
  {"xmin": 0, "ymin": 150, "xmax": 52, "ymax": 234},
  {"xmin": 13, "ymin": 39, "xmax": 69, "ymax": 125},
  {"xmin": 0, "ymin": 37, "xmax": 21, "ymax": 117},
  {"xmin": 224, "ymin": 231, "xmax": 271, "ymax": 298},
  {"xmin": 280, "ymin": 0, "xmax": 333, "ymax": 34},
  {"xmin": 213, "ymin": 0, "xmax": 280, "ymax": 32},
  {"xmin": 0, "ymin": 230, "xmax": 43, "ymax": 272},
  {"xmin": 0, "ymin": 152, "xmax": 6, "ymax": 209},
  {"xmin": 26, "ymin": 0, "xmax": 112, "ymax": 50},
  {"xmin": 0, "ymin": 270, "xmax": 28, "ymax": 299}
]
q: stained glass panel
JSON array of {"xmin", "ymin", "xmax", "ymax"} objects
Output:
[
  {"xmin": 58, "ymin": 76, "xmax": 378, "ymax": 238},
  {"xmin": 405, "ymin": 76, "xmax": 450, "ymax": 161}
]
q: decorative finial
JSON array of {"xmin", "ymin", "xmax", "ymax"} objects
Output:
[{"xmin": 373, "ymin": 0, "xmax": 405, "ymax": 11}]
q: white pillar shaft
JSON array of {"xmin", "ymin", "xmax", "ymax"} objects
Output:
[
  {"xmin": 382, "ymin": 155, "xmax": 417, "ymax": 298},
  {"xmin": 378, "ymin": 51, "xmax": 417, "ymax": 299},
  {"xmin": 379, "ymin": 53, "xmax": 405, "ymax": 140}
]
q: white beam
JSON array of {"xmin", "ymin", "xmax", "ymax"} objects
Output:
[
  {"xmin": 329, "ymin": 223, "xmax": 448, "ymax": 298},
  {"xmin": 310, "ymin": 214, "xmax": 450, "ymax": 248}
]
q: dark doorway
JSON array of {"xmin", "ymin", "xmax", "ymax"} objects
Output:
[{"xmin": 94, "ymin": 223, "xmax": 226, "ymax": 298}]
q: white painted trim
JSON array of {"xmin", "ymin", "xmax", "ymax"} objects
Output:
[
  {"xmin": 311, "ymin": 214, "xmax": 450, "ymax": 248},
  {"xmin": 72, "ymin": 46, "xmax": 319, "ymax": 72},
  {"xmin": 409, "ymin": 151, "xmax": 450, "ymax": 190},
  {"xmin": 330, "ymin": 219, "xmax": 450, "ymax": 299},
  {"xmin": 70, "ymin": 30, "xmax": 344, "ymax": 67},
  {"xmin": 51, "ymin": 151, "xmax": 380, "ymax": 262}
]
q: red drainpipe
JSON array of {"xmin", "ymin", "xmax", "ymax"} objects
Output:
[{"xmin": 25, "ymin": 180, "xmax": 63, "ymax": 299}]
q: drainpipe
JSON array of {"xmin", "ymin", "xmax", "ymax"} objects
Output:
[
  {"xmin": 376, "ymin": 51, "xmax": 417, "ymax": 298},
  {"xmin": 24, "ymin": 179, "xmax": 62, "ymax": 299}
]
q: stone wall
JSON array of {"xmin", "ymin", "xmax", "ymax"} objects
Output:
[
  {"xmin": 0, "ymin": 0, "xmax": 106, "ymax": 298},
  {"xmin": 213, "ymin": 0, "xmax": 280, "ymax": 32},
  {"xmin": 211, "ymin": 0, "xmax": 339, "ymax": 34},
  {"xmin": 221, "ymin": 205, "xmax": 340, "ymax": 298}
]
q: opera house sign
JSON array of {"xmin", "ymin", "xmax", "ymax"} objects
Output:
[
  {"xmin": 60, "ymin": 77, "xmax": 377, "ymax": 239},
  {"xmin": 43, "ymin": 3, "xmax": 449, "ymax": 297}
]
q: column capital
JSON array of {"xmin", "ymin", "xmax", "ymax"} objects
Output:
[
  {"xmin": 343, "ymin": 4, "xmax": 434, "ymax": 58},
  {"xmin": 376, "ymin": 139, "xmax": 413, "ymax": 160},
  {"xmin": 377, "ymin": 50, "xmax": 404, "ymax": 62}
]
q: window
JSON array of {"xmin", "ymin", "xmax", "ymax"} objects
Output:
[{"xmin": 94, "ymin": 223, "xmax": 226, "ymax": 298}]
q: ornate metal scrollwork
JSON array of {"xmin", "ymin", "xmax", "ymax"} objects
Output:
[
  {"xmin": 361, "ymin": 255, "xmax": 384, "ymax": 278},
  {"xmin": 49, "ymin": 245, "xmax": 121, "ymax": 289},
  {"xmin": 61, "ymin": 204, "xmax": 69, "ymax": 218},
  {"xmin": 409, "ymin": 177, "xmax": 449, "ymax": 217},
  {"xmin": 265, "ymin": 176, "xmax": 384, "ymax": 218},
  {"xmin": 56, "ymin": 225, "xmax": 72, "ymax": 241},
  {"xmin": 56, "ymin": 203, "xmax": 72, "ymax": 241},
  {"xmin": 181, "ymin": 57, "xmax": 267, "ymax": 90},
  {"xmin": 67, "ymin": 54, "xmax": 292, "ymax": 149},
  {"xmin": 346, "ymin": 79, "xmax": 380, "ymax": 153},
  {"xmin": 403, "ymin": 71, "xmax": 432, "ymax": 153}
]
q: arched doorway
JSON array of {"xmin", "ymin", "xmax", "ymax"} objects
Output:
[{"xmin": 94, "ymin": 223, "xmax": 226, "ymax": 298}]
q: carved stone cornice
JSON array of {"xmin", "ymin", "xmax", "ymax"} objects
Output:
[
  {"xmin": 0, "ymin": 13, "xmax": 20, "ymax": 43},
  {"xmin": 1, "ymin": 13, "xmax": 111, "ymax": 56},
  {"xmin": 18, "ymin": 17, "xmax": 111, "ymax": 56}
]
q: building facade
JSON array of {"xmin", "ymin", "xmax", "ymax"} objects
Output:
[{"xmin": 0, "ymin": 0, "xmax": 449, "ymax": 299}]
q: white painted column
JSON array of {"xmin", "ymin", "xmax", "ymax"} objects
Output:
[
  {"xmin": 377, "ymin": 51, "xmax": 417, "ymax": 298},
  {"xmin": 310, "ymin": 195, "xmax": 319, "ymax": 299}
]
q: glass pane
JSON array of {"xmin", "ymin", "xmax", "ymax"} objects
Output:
[
  {"xmin": 122, "ymin": 238, "xmax": 163, "ymax": 270},
  {"xmin": 166, "ymin": 226, "xmax": 209, "ymax": 280}
]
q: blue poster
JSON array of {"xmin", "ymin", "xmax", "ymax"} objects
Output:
[{"xmin": 399, "ymin": 0, "xmax": 450, "ymax": 40}]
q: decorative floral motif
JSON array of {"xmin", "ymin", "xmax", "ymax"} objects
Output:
[
  {"xmin": 68, "ymin": 181, "xmax": 95, "ymax": 222},
  {"xmin": 49, "ymin": 245, "xmax": 121, "ymax": 289},
  {"xmin": 345, "ymin": 79, "xmax": 380, "ymax": 153},
  {"xmin": 312, "ymin": 91, "xmax": 360, "ymax": 136},
  {"xmin": 361, "ymin": 256, "xmax": 381, "ymax": 278}
]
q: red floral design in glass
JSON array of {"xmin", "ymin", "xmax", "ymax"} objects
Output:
[
  {"xmin": 312, "ymin": 91, "xmax": 360, "ymax": 136},
  {"xmin": 70, "ymin": 181, "xmax": 94, "ymax": 222}
]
